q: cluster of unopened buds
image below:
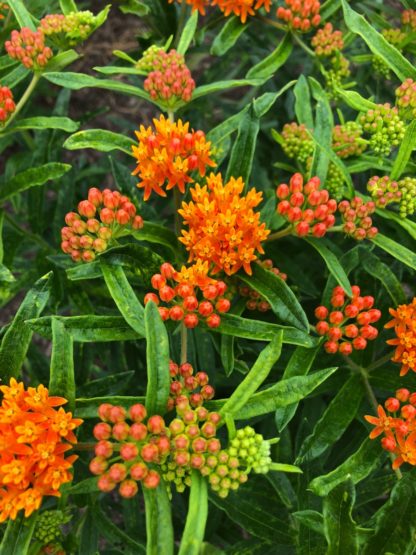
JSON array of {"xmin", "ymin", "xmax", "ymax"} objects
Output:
[
  {"xmin": 315, "ymin": 285, "xmax": 381, "ymax": 354},
  {"xmin": 276, "ymin": 173, "xmax": 337, "ymax": 237},
  {"xmin": 367, "ymin": 176, "xmax": 401, "ymax": 208},
  {"xmin": 402, "ymin": 9, "xmax": 416, "ymax": 31},
  {"xmin": 40, "ymin": 11, "xmax": 98, "ymax": 44},
  {"xmin": 239, "ymin": 260, "xmax": 287, "ymax": 312},
  {"xmin": 136, "ymin": 45, "xmax": 164, "ymax": 72},
  {"xmin": 359, "ymin": 104, "xmax": 405, "ymax": 156},
  {"xmin": 0, "ymin": 85, "xmax": 15, "ymax": 124},
  {"xmin": 311, "ymin": 23, "xmax": 344, "ymax": 56},
  {"xmin": 365, "ymin": 389, "xmax": 416, "ymax": 469},
  {"xmin": 33, "ymin": 510, "xmax": 69, "ymax": 554},
  {"xmin": 167, "ymin": 361, "xmax": 215, "ymax": 411},
  {"xmin": 395, "ymin": 79, "xmax": 416, "ymax": 121},
  {"xmin": 396, "ymin": 177, "xmax": 416, "ymax": 218},
  {"xmin": 338, "ymin": 197, "xmax": 378, "ymax": 241},
  {"xmin": 277, "ymin": 0, "xmax": 321, "ymax": 31},
  {"xmin": 227, "ymin": 427, "xmax": 272, "ymax": 475},
  {"xmin": 145, "ymin": 262, "xmax": 230, "ymax": 329},
  {"xmin": 144, "ymin": 49, "xmax": 195, "ymax": 106},
  {"xmin": 61, "ymin": 188, "xmax": 143, "ymax": 263},
  {"xmin": 324, "ymin": 54, "xmax": 351, "ymax": 98},
  {"xmin": 5, "ymin": 27, "xmax": 53, "ymax": 69},
  {"xmin": 280, "ymin": 122, "xmax": 314, "ymax": 163},
  {"xmin": 332, "ymin": 122, "xmax": 366, "ymax": 159}
]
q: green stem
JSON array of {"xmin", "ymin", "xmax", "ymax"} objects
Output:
[
  {"xmin": 180, "ymin": 322, "xmax": 188, "ymax": 364},
  {"xmin": 178, "ymin": 472, "xmax": 208, "ymax": 555},
  {"xmin": 143, "ymin": 486, "xmax": 174, "ymax": 555},
  {"xmin": 174, "ymin": 2, "xmax": 189, "ymax": 49},
  {"xmin": 367, "ymin": 352, "xmax": 392, "ymax": 372},
  {"xmin": 266, "ymin": 226, "xmax": 292, "ymax": 242},
  {"xmin": 2, "ymin": 73, "xmax": 41, "ymax": 131},
  {"xmin": 291, "ymin": 32, "xmax": 316, "ymax": 58},
  {"xmin": 256, "ymin": 14, "xmax": 286, "ymax": 31}
]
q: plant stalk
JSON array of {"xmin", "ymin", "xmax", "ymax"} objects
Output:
[{"xmin": 266, "ymin": 226, "xmax": 292, "ymax": 242}]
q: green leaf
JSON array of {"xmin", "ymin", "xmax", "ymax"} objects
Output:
[
  {"xmin": 211, "ymin": 17, "xmax": 247, "ymax": 56},
  {"xmin": 309, "ymin": 438, "xmax": 383, "ymax": 497},
  {"xmin": 64, "ymin": 129, "xmax": 135, "ymax": 155},
  {"xmin": 119, "ymin": 0, "xmax": 150, "ymax": 16},
  {"xmin": 94, "ymin": 65, "xmax": 147, "ymax": 76},
  {"xmin": 93, "ymin": 504, "xmax": 146, "ymax": 553},
  {"xmin": 253, "ymin": 82, "xmax": 296, "ymax": 118},
  {"xmin": 1, "ymin": 117, "xmax": 79, "ymax": 136},
  {"xmin": 7, "ymin": 0, "xmax": 36, "ymax": 30},
  {"xmin": 292, "ymin": 510, "xmax": 324, "ymax": 536},
  {"xmin": 143, "ymin": 486, "xmax": 174, "ymax": 555},
  {"xmin": 376, "ymin": 207, "xmax": 416, "ymax": 241},
  {"xmin": 28, "ymin": 315, "xmax": 143, "ymax": 342},
  {"xmin": 44, "ymin": 49, "xmax": 80, "ymax": 72},
  {"xmin": 361, "ymin": 250, "xmax": 406, "ymax": 305},
  {"xmin": 133, "ymin": 222, "xmax": 180, "ymax": 255},
  {"xmin": 371, "ymin": 233, "xmax": 416, "ymax": 270},
  {"xmin": 191, "ymin": 78, "xmax": 264, "ymax": 102},
  {"xmin": 391, "ymin": 120, "xmax": 416, "ymax": 180},
  {"xmin": 220, "ymin": 300, "xmax": 245, "ymax": 376},
  {"xmin": 177, "ymin": 11, "xmax": 198, "ymax": 55},
  {"xmin": 362, "ymin": 470, "xmax": 416, "ymax": 555},
  {"xmin": 0, "ymin": 273, "xmax": 52, "ymax": 382},
  {"xmin": 209, "ymin": 367, "xmax": 338, "ymax": 420},
  {"xmin": 226, "ymin": 104, "xmax": 260, "ymax": 184},
  {"xmin": 0, "ymin": 513, "xmax": 37, "ymax": 555},
  {"xmin": 206, "ymin": 106, "xmax": 249, "ymax": 145},
  {"xmin": 178, "ymin": 472, "xmax": 208, "ymax": 555},
  {"xmin": 296, "ymin": 375, "xmax": 363, "ymax": 463},
  {"xmin": 2, "ymin": 66, "xmax": 30, "ymax": 88},
  {"xmin": 49, "ymin": 318, "xmax": 75, "ymax": 411},
  {"xmin": 341, "ymin": 0, "xmax": 416, "ymax": 80},
  {"xmin": 220, "ymin": 333, "xmax": 283, "ymax": 418},
  {"xmin": 246, "ymin": 33, "xmax": 292, "ymax": 80},
  {"xmin": 0, "ymin": 163, "xmax": 71, "ymax": 202},
  {"xmin": 217, "ymin": 313, "xmax": 317, "ymax": 347},
  {"xmin": 294, "ymin": 75, "xmax": 314, "ymax": 129},
  {"xmin": 304, "ymin": 238, "xmax": 352, "ymax": 296},
  {"xmin": 60, "ymin": 0, "xmax": 78, "ymax": 14},
  {"xmin": 308, "ymin": 78, "xmax": 333, "ymax": 183},
  {"xmin": 144, "ymin": 301, "xmax": 170, "ymax": 416},
  {"xmin": 335, "ymin": 89, "xmax": 378, "ymax": 112},
  {"xmin": 323, "ymin": 479, "xmax": 358, "ymax": 555},
  {"xmin": 239, "ymin": 264, "xmax": 309, "ymax": 331}
]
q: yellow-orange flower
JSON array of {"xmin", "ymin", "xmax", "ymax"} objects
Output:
[
  {"xmin": 168, "ymin": 0, "xmax": 211, "ymax": 15},
  {"xmin": 0, "ymin": 379, "xmax": 83, "ymax": 522},
  {"xmin": 179, "ymin": 173, "xmax": 270, "ymax": 275},
  {"xmin": 385, "ymin": 298, "xmax": 416, "ymax": 376},
  {"xmin": 211, "ymin": 0, "xmax": 270, "ymax": 22},
  {"xmin": 132, "ymin": 115, "xmax": 216, "ymax": 201}
]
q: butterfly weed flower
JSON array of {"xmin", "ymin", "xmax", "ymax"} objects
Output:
[
  {"xmin": 385, "ymin": 298, "xmax": 416, "ymax": 376},
  {"xmin": 211, "ymin": 0, "xmax": 271, "ymax": 24},
  {"xmin": 311, "ymin": 23, "xmax": 344, "ymax": 57},
  {"xmin": 402, "ymin": 9, "xmax": 416, "ymax": 31},
  {"xmin": 136, "ymin": 45, "xmax": 165, "ymax": 72},
  {"xmin": 279, "ymin": 122, "xmax": 314, "ymax": 163},
  {"xmin": 359, "ymin": 104, "xmax": 405, "ymax": 157},
  {"xmin": 332, "ymin": 122, "xmax": 366, "ymax": 159},
  {"xmin": 338, "ymin": 197, "xmax": 378, "ymax": 240},
  {"xmin": 132, "ymin": 115, "xmax": 216, "ymax": 201},
  {"xmin": 168, "ymin": 0, "xmax": 211, "ymax": 16},
  {"xmin": 40, "ymin": 10, "xmax": 103, "ymax": 46},
  {"xmin": 277, "ymin": 0, "xmax": 321, "ymax": 32},
  {"xmin": 179, "ymin": 173, "xmax": 270, "ymax": 275},
  {"xmin": 5, "ymin": 27, "xmax": 53, "ymax": 69}
]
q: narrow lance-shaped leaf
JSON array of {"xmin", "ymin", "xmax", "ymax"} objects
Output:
[
  {"xmin": 144, "ymin": 301, "xmax": 170, "ymax": 416},
  {"xmin": 190, "ymin": 78, "xmax": 264, "ymax": 102},
  {"xmin": 211, "ymin": 16, "xmax": 248, "ymax": 56},
  {"xmin": 294, "ymin": 74, "xmax": 314, "ymax": 129},
  {"xmin": 390, "ymin": 120, "xmax": 416, "ymax": 180},
  {"xmin": 0, "ymin": 273, "xmax": 52, "ymax": 382},
  {"xmin": 7, "ymin": 0, "xmax": 36, "ymax": 29},
  {"xmin": 335, "ymin": 89, "xmax": 378, "ymax": 112},
  {"xmin": 371, "ymin": 233, "xmax": 416, "ymax": 271},
  {"xmin": 177, "ymin": 11, "xmax": 198, "ymax": 55},
  {"xmin": 361, "ymin": 250, "xmax": 406, "ymax": 305},
  {"xmin": 49, "ymin": 318, "xmax": 75, "ymax": 411},
  {"xmin": 1, "ymin": 116, "xmax": 79, "ymax": 136},
  {"xmin": 220, "ymin": 332, "xmax": 283, "ymax": 418},
  {"xmin": 178, "ymin": 472, "xmax": 208, "ymax": 555},
  {"xmin": 60, "ymin": 0, "xmax": 78, "ymax": 14},
  {"xmin": 0, "ymin": 513, "xmax": 38, "ymax": 555},
  {"xmin": 64, "ymin": 129, "xmax": 136, "ymax": 156},
  {"xmin": 225, "ymin": 104, "xmax": 259, "ymax": 185},
  {"xmin": 246, "ymin": 33, "xmax": 293, "ymax": 80},
  {"xmin": 143, "ymin": 486, "xmax": 174, "ymax": 555},
  {"xmin": 323, "ymin": 479, "xmax": 358, "ymax": 555},
  {"xmin": 0, "ymin": 163, "xmax": 71, "ymax": 202}
]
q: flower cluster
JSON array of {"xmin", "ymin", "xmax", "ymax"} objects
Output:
[
  {"xmin": 132, "ymin": 115, "xmax": 216, "ymax": 201},
  {"xmin": 280, "ymin": 122, "xmax": 314, "ymax": 163},
  {"xmin": 395, "ymin": 79, "xmax": 416, "ymax": 121},
  {"xmin": 0, "ymin": 379, "xmax": 82, "ymax": 522},
  {"xmin": 323, "ymin": 162, "xmax": 345, "ymax": 200},
  {"xmin": 0, "ymin": 85, "xmax": 15, "ymax": 124},
  {"xmin": 402, "ymin": 9, "xmax": 416, "ymax": 31},
  {"xmin": 39, "ymin": 11, "xmax": 102, "ymax": 46},
  {"xmin": 228, "ymin": 427, "xmax": 272, "ymax": 474},
  {"xmin": 144, "ymin": 261, "xmax": 231, "ymax": 329},
  {"xmin": 311, "ymin": 23, "xmax": 344, "ymax": 56},
  {"xmin": 277, "ymin": 0, "xmax": 321, "ymax": 32},
  {"xmin": 385, "ymin": 298, "xmax": 416, "ymax": 376},
  {"xmin": 167, "ymin": 0, "xmax": 211, "ymax": 16},
  {"xmin": 61, "ymin": 188, "xmax": 143, "ymax": 263},
  {"xmin": 332, "ymin": 122, "xmax": 366, "ymax": 159},
  {"xmin": 338, "ymin": 197, "xmax": 378, "ymax": 241},
  {"xmin": 396, "ymin": 177, "xmax": 416, "ymax": 218},
  {"xmin": 167, "ymin": 361, "xmax": 215, "ymax": 411},
  {"xmin": 359, "ymin": 104, "xmax": 405, "ymax": 156},
  {"xmin": 276, "ymin": 173, "xmax": 337, "ymax": 237},
  {"xmin": 211, "ymin": 0, "xmax": 271, "ymax": 23},
  {"xmin": 367, "ymin": 176, "xmax": 401, "ymax": 208},
  {"xmin": 144, "ymin": 49, "xmax": 195, "ymax": 106},
  {"xmin": 315, "ymin": 285, "xmax": 381, "ymax": 354},
  {"xmin": 324, "ymin": 54, "xmax": 351, "ymax": 99},
  {"xmin": 5, "ymin": 27, "xmax": 53, "ymax": 69},
  {"xmin": 179, "ymin": 173, "xmax": 270, "ymax": 275},
  {"xmin": 365, "ymin": 389, "xmax": 416, "ymax": 469},
  {"xmin": 136, "ymin": 45, "xmax": 164, "ymax": 72},
  {"xmin": 239, "ymin": 259, "xmax": 287, "ymax": 312}
]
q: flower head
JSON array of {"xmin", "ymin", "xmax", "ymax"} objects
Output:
[
  {"xmin": 311, "ymin": 23, "xmax": 344, "ymax": 56},
  {"xmin": 0, "ymin": 380, "xmax": 82, "ymax": 522},
  {"xmin": 332, "ymin": 122, "xmax": 366, "ymax": 159},
  {"xmin": 211, "ymin": 0, "xmax": 271, "ymax": 23},
  {"xmin": 338, "ymin": 197, "xmax": 378, "ymax": 241},
  {"xmin": 385, "ymin": 298, "xmax": 416, "ymax": 376},
  {"xmin": 168, "ymin": 0, "xmax": 211, "ymax": 16},
  {"xmin": 395, "ymin": 79, "xmax": 416, "ymax": 121},
  {"xmin": 179, "ymin": 173, "xmax": 270, "ymax": 275},
  {"xmin": 277, "ymin": 0, "xmax": 321, "ymax": 31},
  {"xmin": 132, "ymin": 115, "xmax": 216, "ymax": 200},
  {"xmin": 359, "ymin": 103, "xmax": 405, "ymax": 157},
  {"xmin": 5, "ymin": 27, "xmax": 53, "ymax": 69},
  {"xmin": 280, "ymin": 122, "xmax": 314, "ymax": 163},
  {"xmin": 39, "ymin": 10, "xmax": 102, "ymax": 45},
  {"xmin": 402, "ymin": 9, "xmax": 416, "ymax": 31}
]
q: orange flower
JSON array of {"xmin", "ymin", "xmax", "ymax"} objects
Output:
[
  {"xmin": 0, "ymin": 379, "xmax": 82, "ymax": 522},
  {"xmin": 364, "ymin": 406, "xmax": 398, "ymax": 439},
  {"xmin": 132, "ymin": 115, "xmax": 216, "ymax": 201},
  {"xmin": 211, "ymin": 0, "xmax": 271, "ymax": 23},
  {"xmin": 168, "ymin": 0, "xmax": 211, "ymax": 15},
  {"xmin": 385, "ymin": 298, "xmax": 416, "ymax": 376},
  {"xmin": 179, "ymin": 173, "xmax": 270, "ymax": 275}
]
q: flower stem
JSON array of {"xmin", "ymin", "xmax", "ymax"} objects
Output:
[
  {"xmin": 367, "ymin": 353, "xmax": 392, "ymax": 372},
  {"xmin": 2, "ymin": 73, "xmax": 41, "ymax": 131},
  {"xmin": 291, "ymin": 31, "xmax": 316, "ymax": 58},
  {"xmin": 266, "ymin": 226, "xmax": 292, "ymax": 242},
  {"xmin": 180, "ymin": 322, "xmax": 188, "ymax": 364}
]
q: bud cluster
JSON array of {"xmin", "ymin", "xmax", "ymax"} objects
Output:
[
  {"xmin": 332, "ymin": 122, "xmax": 366, "ymax": 159},
  {"xmin": 324, "ymin": 54, "xmax": 351, "ymax": 99},
  {"xmin": 280, "ymin": 122, "xmax": 314, "ymax": 163},
  {"xmin": 167, "ymin": 361, "xmax": 215, "ymax": 412},
  {"xmin": 276, "ymin": 173, "xmax": 337, "ymax": 237},
  {"xmin": 5, "ymin": 27, "xmax": 53, "ymax": 69},
  {"xmin": 39, "ymin": 11, "xmax": 100, "ymax": 45},
  {"xmin": 145, "ymin": 262, "xmax": 231, "ymax": 329},
  {"xmin": 276, "ymin": 0, "xmax": 321, "ymax": 32},
  {"xmin": 136, "ymin": 45, "xmax": 164, "ymax": 72},
  {"xmin": 359, "ymin": 104, "xmax": 406, "ymax": 156},
  {"xmin": 34, "ymin": 510, "xmax": 69, "ymax": 548},
  {"xmin": 323, "ymin": 162, "xmax": 345, "ymax": 200},
  {"xmin": 382, "ymin": 28, "xmax": 406, "ymax": 48},
  {"xmin": 315, "ymin": 285, "xmax": 381, "ymax": 354},
  {"xmin": 402, "ymin": 9, "xmax": 416, "ymax": 31},
  {"xmin": 367, "ymin": 176, "xmax": 401, "ymax": 208},
  {"xmin": 61, "ymin": 188, "xmax": 143, "ymax": 263},
  {"xmin": 365, "ymin": 388, "xmax": 416, "ymax": 469},
  {"xmin": 239, "ymin": 259, "xmax": 287, "ymax": 312},
  {"xmin": 228, "ymin": 427, "xmax": 272, "ymax": 474},
  {"xmin": 0, "ymin": 85, "xmax": 15, "ymax": 124},
  {"xmin": 338, "ymin": 197, "xmax": 378, "ymax": 241},
  {"xmin": 144, "ymin": 49, "xmax": 195, "ymax": 106},
  {"xmin": 397, "ymin": 177, "xmax": 416, "ymax": 218},
  {"xmin": 395, "ymin": 79, "xmax": 416, "ymax": 121},
  {"xmin": 311, "ymin": 23, "xmax": 344, "ymax": 56}
]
